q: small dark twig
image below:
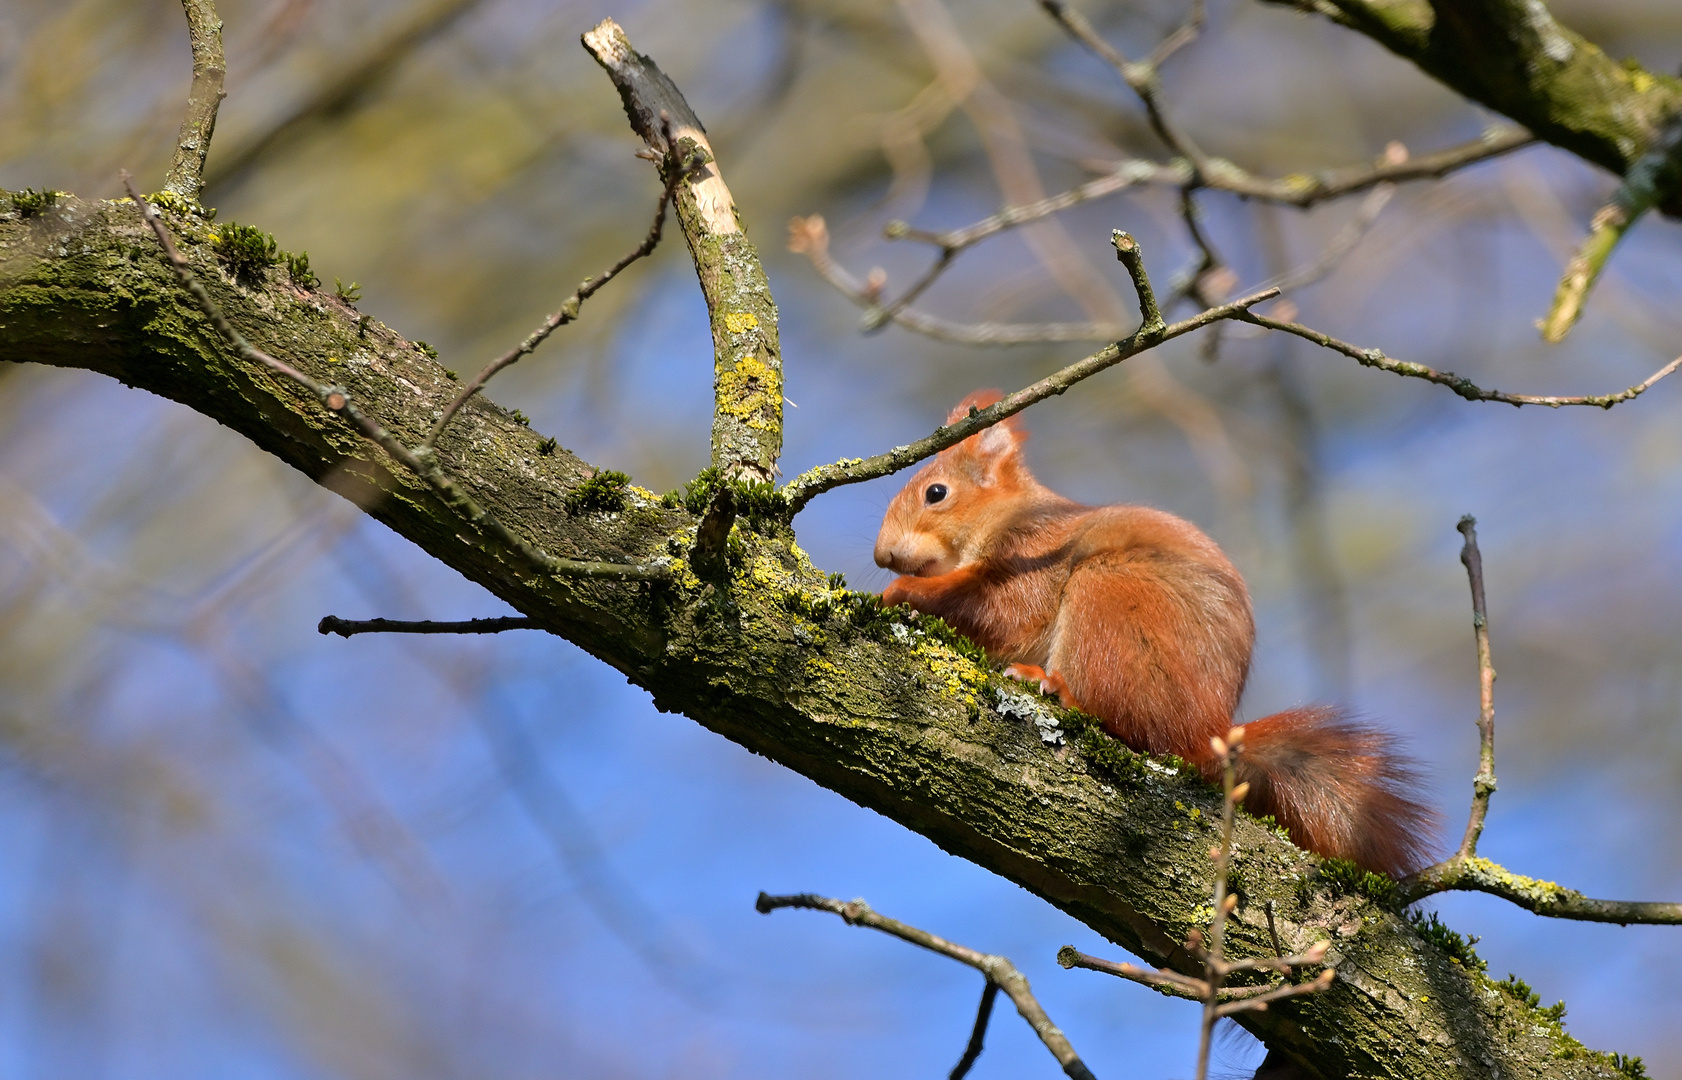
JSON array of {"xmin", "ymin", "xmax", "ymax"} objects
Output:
[
  {"xmin": 164, "ymin": 0, "xmax": 227, "ymax": 201},
  {"xmin": 950, "ymin": 980, "xmax": 1001, "ymax": 1080},
  {"xmin": 317, "ymin": 616, "xmax": 541, "ymax": 637},
  {"xmin": 425, "ymin": 152, "xmax": 699, "ymax": 448},
  {"xmin": 1238, "ymin": 310, "xmax": 1682, "ymax": 409},
  {"xmin": 122, "ymin": 174, "xmax": 670, "ymax": 584},
  {"xmin": 757, "ymin": 892, "xmax": 1097, "ymax": 1080}
]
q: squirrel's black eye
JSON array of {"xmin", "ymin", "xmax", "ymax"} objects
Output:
[{"xmin": 925, "ymin": 483, "xmax": 948, "ymax": 504}]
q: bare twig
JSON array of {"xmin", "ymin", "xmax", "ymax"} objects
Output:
[
  {"xmin": 425, "ymin": 151, "xmax": 697, "ymax": 448},
  {"xmin": 1395, "ymin": 519, "xmax": 1682, "ymax": 923},
  {"xmin": 782, "ymin": 244, "xmax": 1275, "ymax": 511},
  {"xmin": 122, "ymin": 174, "xmax": 670, "ymax": 583},
  {"xmin": 164, "ymin": 0, "xmax": 227, "ymax": 201},
  {"xmin": 1148, "ymin": 0, "xmax": 1206, "ymax": 67},
  {"xmin": 1542, "ymin": 112, "xmax": 1682, "ymax": 343},
  {"xmin": 950, "ymin": 981, "xmax": 1001, "ymax": 1080},
  {"xmin": 1454, "ymin": 515, "xmax": 1497, "ymax": 860},
  {"xmin": 1038, "ymin": 0, "xmax": 1207, "ymax": 171},
  {"xmin": 756, "ymin": 892, "xmax": 1097, "ymax": 1080},
  {"xmin": 1399, "ymin": 856, "xmax": 1682, "ymax": 924},
  {"xmin": 1263, "ymin": 180, "xmax": 1396, "ymax": 295},
  {"xmin": 317, "ymin": 616, "xmax": 540, "ymax": 637},
  {"xmin": 1239, "ymin": 310, "xmax": 1682, "ymax": 409},
  {"xmin": 790, "ymin": 215, "xmax": 1131, "ymax": 342}
]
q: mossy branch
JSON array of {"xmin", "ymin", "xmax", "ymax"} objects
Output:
[
  {"xmin": 1267, "ymin": 0, "xmax": 1682, "ymax": 185},
  {"xmin": 582, "ymin": 19, "xmax": 784, "ymax": 484},
  {"xmin": 163, "ymin": 0, "xmax": 226, "ymax": 201}
]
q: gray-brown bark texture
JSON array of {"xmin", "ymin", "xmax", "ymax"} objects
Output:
[
  {"xmin": 1268, "ymin": 0, "xmax": 1682, "ymax": 198},
  {"xmin": 0, "ymin": 188, "xmax": 1645, "ymax": 1079}
]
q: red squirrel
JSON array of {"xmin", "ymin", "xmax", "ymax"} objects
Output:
[{"xmin": 874, "ymin": 390, "xmax": 1434, "ymax": 876}]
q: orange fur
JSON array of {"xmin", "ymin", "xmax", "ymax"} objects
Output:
[{"xmin": 876, "ymin": 390, "xmax": 1434, "ymax": 876}]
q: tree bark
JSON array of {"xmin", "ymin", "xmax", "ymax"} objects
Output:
[
  {"xmin": 0, "ymin": 183, "xmax": 1642, "ymax": 1079},
  {"xmin": 1266, "ymin": 0, "xmax": 1682, "ymax": 197}
]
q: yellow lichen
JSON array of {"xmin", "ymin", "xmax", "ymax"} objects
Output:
[
  {"xmin": 715, "ymin": 347, "xmax": 782, "ymax": 429},
  {"xmin": 723, "ymin": 311, "xmax": 759, "ymax": 334}
]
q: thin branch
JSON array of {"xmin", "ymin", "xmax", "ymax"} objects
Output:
[
  {"xmin": 1148, "ymin": 0, "xmax": 1206, "ymax": 68},
  {"xmin": 1398, "ymin": 855, "xmax": 1682, "ymax": 924},
  {"xmin": 1542, "ymin": 112, "xmax": 1682, "ymax": 343},
  {"xmin": 1454, "ymin": 516, "xmax": 1497, "ymax": 860},
  {"xmin": 1239, "ymin": 310, "xmax": 1682, "ymax": 408},
  {"xmin": 1263, "ymin": 180, "xmax": 1395, "ymax": 295},
  {"xmin": 317, "ymin": 616, "xmax": 540, "ymax": 637},
  {"xmin": 950, "ymin": 980, "xmax": 1001, "ymax": 1080},
  {"xmin": 1038, "ymin": 0, "xmax": 1208, "ymax": 171},
  {"xmin": 756, "ymin": 893, "xmax": 1098, "ymax": 1080},
  {"xmin": 164, "ymin": 0, "xmax": 227, "ymax": 201},
  {"xmin": 425, "ymin": 152, "xmax": 696, "ymax": 448},
  {"xmin": 1393, "ymin": 518, "xmax": 1682, "ymax": 923},
  {"xmin": 121, "ymin": 174, "xmax": 670, "ymax": 583},
  {"xmin": 781, "ymin": 274, "xmax": 1275, "ymax": 511},
  {"xmin": 789, "ymin": 215, "xmax": 1131, "ymax": 342}
]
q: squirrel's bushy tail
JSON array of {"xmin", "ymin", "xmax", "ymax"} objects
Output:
[{"xmin": 1232, "ymin": 706, "xmax": 1436, "ymax": 877}]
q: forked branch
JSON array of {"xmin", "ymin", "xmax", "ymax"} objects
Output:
[
  {"xmin": 782, "ymin": 234, "xmax": 1275, "ymax": 510},
  {"xmin": 756, "ymin": 892, "xmax": 1098, "ymax": 1080},
  {"xmin": 1397, "ymin": 519, "xmax": 1682, "ymax": 924}
]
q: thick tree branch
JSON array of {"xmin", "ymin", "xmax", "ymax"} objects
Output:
[
  {"xmin": 1266, "ymin": 0, "xmax": 1682, "ymax": 188},
  {"xmin": 583, "ymin": 19, "xmax": 783, "ymax": 483},
  {"xmin": 0, "ymin": 186, "xmax": 1647, "ymax": 1080}
]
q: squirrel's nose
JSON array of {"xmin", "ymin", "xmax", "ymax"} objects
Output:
[{"xmin": 873, "ymin": 541, "xmax": 898, "ymax": 570}]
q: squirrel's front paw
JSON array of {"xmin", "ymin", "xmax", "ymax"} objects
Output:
[
  {"xmin": 1003, "ymin": 663, "xmax": 1050, "ymax": 690},
  {"xmin": 1003, "ymin": 664, "xmax": 1079, "ymax": 710},
  {"xmin": 881, "ymin": 578, "xmax": 912, "ymax": 607}
]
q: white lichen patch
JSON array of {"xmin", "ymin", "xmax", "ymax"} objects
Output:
[{"xmin": 994, "ymin": 685, "xmax": 1063, "ymax": 745}]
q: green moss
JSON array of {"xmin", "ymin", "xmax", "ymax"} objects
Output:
[
  {"xmin": 143, "ymin": 189, "xmax": 213, "ymax": 220},
  {"xmin": 1407, "ymin": 909, "xmax": 1485, "ymax": 972},
  {"xmin": 566, "ymin": 469, "xmax": 631, "ymax": 514},
  {"xmin": 10, "ymin": 188, "xmax": 59, "ymax": 217},
  {"xmin": 1317, "ymin": 858, "xmax": 1400, "ymax": 909},
  {"xmin": 210, "ymin": 222, "xmax": 280, "ymax": 281},
  {"xmin": 537, "ymin": 437, "xmax": 558, "ymax": 456},
  {"xmin": 334, "ymin": 278, "xmax": 361, "ymax": 303},
  {"xmin": 1495, "ymin": 974, "xmax": 1567, "ymax": 1022},
  {"xmin": 680, "ymin": 466, "xmax": 789, "ymax": 526},
  {"xmin": 414, "ymin": 341, "xmax": 439, "ymax": 361},
  {"xmin": 285, "ymin": 251, "xmax": 319, "ymax": 289},
  {"xmin": 509, "ymin": 408, "xmax": 531, "ymax": 427}
]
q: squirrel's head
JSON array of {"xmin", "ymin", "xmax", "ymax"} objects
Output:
[{"xmin": 874, "ymin": 389, "xmax": 1035, "ymax": 576}]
